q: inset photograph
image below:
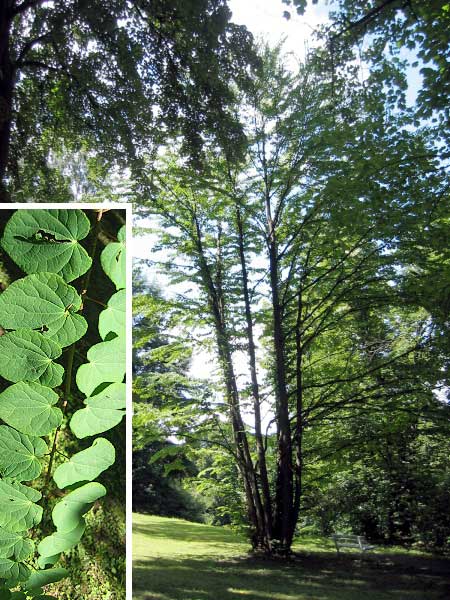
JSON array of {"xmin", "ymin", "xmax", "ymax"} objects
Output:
[{"xmin": 0, "ymin": 207, "xmax": 127, "ymax": 599}]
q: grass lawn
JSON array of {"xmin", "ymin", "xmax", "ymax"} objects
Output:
[{"xmin": 133, "ymin": 513, "xmax": 450, "ymax": 600}]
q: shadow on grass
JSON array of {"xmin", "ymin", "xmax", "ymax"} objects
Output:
[{"xmin": 133, "ymin": 551, "xmax": 450, "ymax": 600}]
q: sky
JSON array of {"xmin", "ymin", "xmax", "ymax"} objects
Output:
[{"xmin": 228, "ymin": 0, "xmax": 330, "ymax": 60}]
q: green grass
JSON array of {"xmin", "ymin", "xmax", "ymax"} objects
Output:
[{"xmin": 133, "ymin": 513, "xmax": 450, "ymax": 600}]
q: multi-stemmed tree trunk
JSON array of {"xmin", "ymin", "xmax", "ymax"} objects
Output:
[
  {"xmin": 148, "ymin": 43, "xmax": 449, "ymax": 556},
  {"xmin": 192, "ymin": 209, "xmax": 270, "ymax": 551}
]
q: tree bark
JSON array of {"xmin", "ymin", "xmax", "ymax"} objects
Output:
[
  {"xmin": 192, "ymin": 212, "xmax": 269, "ymax": 551},
  {"xmin": 267, "ymin": 222, "xmax": 295, "ymax": 553},
  {"xmin": 292, "ymin": 286, "xmax": 304, "ymax": 527},
  {"xmin": 235, "ymin": 201, "xmax": 273, "ymax": 550},
  {"xmin": 0, "ymin": 2, "xmax": 14, "ymax": 199}
]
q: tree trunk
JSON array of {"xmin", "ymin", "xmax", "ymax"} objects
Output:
[
  {"xmin": 0, "ymin": 2, "xmax": 14, "ymax": 200},
  {"xmin": 292, "ymin": 286, "xmax": 304, "ymax": 528},
  {"xmin": 235, "ymin": 202, "xmax": 273, "ymax": 550},
  {"xmin": 267, "ymin": 229, "xmax": 295, "ymax": 553},
  {"xmin": 192, "ymin": 213, "xmax": 269, "ymax": 551}
]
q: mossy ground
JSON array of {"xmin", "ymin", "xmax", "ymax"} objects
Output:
[{"xmin": 133, "ymin": 513, "xmax": 450, "ymax": 600}]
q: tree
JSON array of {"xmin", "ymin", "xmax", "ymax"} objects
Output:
[
  {"xmin": 132, "ymin": 268, "xmax": 210, "ymax": 519},
  {"xmin": 283, "ymin": 1, "xmax": 450, "ymax": 130},
  {"xmin": 136, "ymin": 42, "xmax": 449, "ymax": 555},
  {"xmin": 2, "ymin": 0, "xmax": 257, "ymax": 200}
]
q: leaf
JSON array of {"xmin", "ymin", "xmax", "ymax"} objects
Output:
[
  {"xmin": 0, "ymin": 426, "xmax": 47, "ymax": 482},
  {"xmin": 24, "ymin": 568, "xmax": 68, "ymax": 592},
  {"xmin": 37, "ymin": 554, "xmax": 60, "ymax": 569},
  {"xmin": 0, "ymin": 330, "xmax": 63, "ymax": 388},
  {"xmin": 37, "ymin": 522, "xmax": 85, "ymax": 557},
  {"xmin": 0, "ymin": 382, "xmax": 62, "ymax": 437},
  {"xmin": 10, "ymin": 593, "xmax": 26, "ymax": 600},
  {"xmin": 98, "ymin": 289, "xmax": 125, "ymax": 340},
  {"xmin": 0, "ymin": 479, "xmax": 43, "ymax": 532},
  {"xmin": 76, "ymin": 336, "xmax": 125, "ymax": 396},
  {"xmin": 51, "ymin": 482, "xmax": 106, "ymax": 532},
  {"xmin": 0, "ymin": 590, "xmax": 11, "ymax": 600},
  {"xmin": 100, "ymin": 226, "xmax": 126, "ymax": 289},
  {"xmin": 0, "ymin": 559, "xmax": 30, "ymax": 583},
  {"xmin": 53, "ymin": 438, "xmax": 115, "ymax": 488},
  {"xmin": 1, "ymin": 209, "xmax": 91, "ymax": 282},
  {"xmin": 0, "ymin": 527, "xmax": 34, "ymax": 561},
  {"xmin": 0, "ymin": 272, "xmax": 87, "ymax": 348},
  {"xmin": 70, "ymin": 383, "xmax": 126, "ymax": 439}
]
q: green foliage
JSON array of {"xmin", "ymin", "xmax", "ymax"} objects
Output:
[
  {"xmin": 297, "ymin": 1, "xmax": 450, "ymax": 138},
  {"xmin": 137, "ymin": 41, "xmax": 450, "ymax": 553},
  {"xmin": 70, "ymin": 383, "xmax": 126, "ymax": 439},
  {"xmin": 53, "ymin": 439, "xmax": 115, "ymax": 489},
  {"xmin": 0, "ymin": 330, "xmax": 64, "ymax": 388},
  {"xmin": 0, "ymin": 208, "xmax": 125, "ymax": 597},
  {"xmin": 1, "ymin": 210, "xmax": 91, "ymax": 282},
  {"xmin": 0, "ymin": 273, "xmax": 87, "ymax": 348},
  {"xmin": 0, "ymin": 480, "xmax": 42, "ymax": 532},
  {"xmin": 0, "ymin": 427, "xmax": 47, "ymax": 482},
  {"xmin": 100, "ymin": 226, "xmax": 126, "ymax": 291},
  {"xmin": 0, "ymin": 383, "xmax": 62, "ymax": 437},
  {"xmin": 6, "ymin": 0, "xmax": 258, "ymax": 198},
  {"xmin": 98, "ymin": 289, "xmax": 125, "ymax": 340},
  {"xmin": 75, "ymin": 337, "xmax": 126, "ymax": 397}
]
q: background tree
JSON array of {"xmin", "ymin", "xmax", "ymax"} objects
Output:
[
  {"xmin": 132, "ymin": 268, "xmax": 211, "ymax": 521},
  {"xmin": 2, "ymin": 0, "xmax": 258, "ymax": 200}
]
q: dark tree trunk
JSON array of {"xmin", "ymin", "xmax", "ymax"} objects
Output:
[
  {"xmin": 267, "ymin": 229, "xmax": 295, "ymax": 553},
  {"xmin": 235, "ymin": 202, "xmax": 273, "ymax": 551},
  {"xmin": 192, "ymin": 213, "xmax": 269, "ymax": 551},
  {"xmin": 0, "ymin": 2, "xmax": 14, "ymax": 200},
  {"xmin": 292, "ymin": 286, "xmax": 304, "ymax": 528}
]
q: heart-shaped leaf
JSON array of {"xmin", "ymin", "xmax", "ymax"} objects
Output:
[
  {"xmin": 1, "ymin": 209, "xmax": 91, "ymax": 282},
  {"xmin": 76, "ymin": 336, "xmax": 125, "ymax": 397},
  {"xmin": 0, "ymin": 527, "xmax": 34, "ymax": 561},
  {"xmin": 0, "ymin": 479, "xmax": 42, "ymax": 532},
  {"xmin": 0, "ymin": 273, "xmax": 87, "ymax": 348},
  {"xmin": 24, "ymin": 568, "xmax": 68, "ymax": 592},
  {"xmin": 98, "ymin": 289, "xmax": 125, "ymax": 340},
  {"xmin": 0, "ymin": 330, "xmax": 63, "ymax": 388},
  {"xmin": 70, "ymin": 383, "xmax": 126, "ymax": 439},
  {"xmin": 38, "ymin": 521, "xmax": 85, "ymax": 557},
  {"xmin": 0, "ymin": 382, "xmax": 62, "ymax": 437},
  {"xmin": 0, "ymin": 558, "xmax": 30, "ymax": 584},
  {"xmin": 100, "ymin": 226, "xmax": 126, "ymax": 289},
  {"xmin": 53, "ymin": 438, "xmax": 115, "ymax": 489},
  {"xmin": 51, "ymin": 482, "xmax": 106, "ymax": 532},
  {"xmin": 0, "ymin": 426, "xmax": 47, "ymax": 481}
]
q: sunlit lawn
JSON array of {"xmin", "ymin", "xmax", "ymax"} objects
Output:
[{"xmin": 133, "ymin": 513, "xmax": 450, "ymax": 600}]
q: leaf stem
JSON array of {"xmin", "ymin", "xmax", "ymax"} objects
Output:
[
  {"xmin": 84, "ymin": 294, "xmax": 106, "ymax": 308},
  {"xmin": 44, "ymin": 342, "xmax": 75, "ymax": 487}
]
